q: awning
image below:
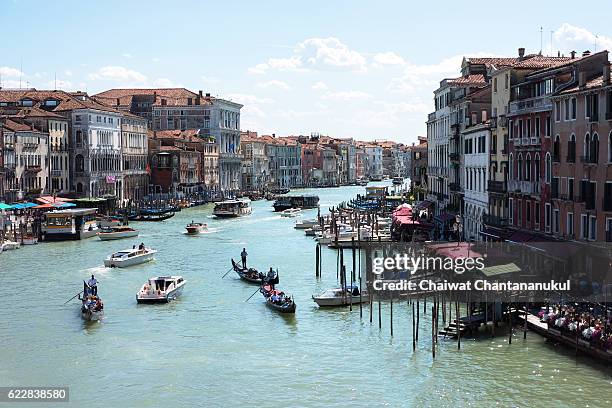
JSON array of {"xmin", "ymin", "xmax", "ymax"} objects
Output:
[
  {"xmin": 12, "ymin": 202, "xmax": 37, "ymax": 209},
  {"xmin": 36, "ymin": 196, "xmax": 73, "ymax": 204},
  {"xmin": 434, "ymin": 212, "xmax": 455, "ymax": 224},
  {"xmin": 0, "ymin": 203, "xmax": 13, "ymax": 210},
  {"xmin": 481, "ymin": 262, "xmax": 522, "ymax": 277},
  {"xmin": 428, "ymin": 242, "xmax": 483, "ymax": 260},
  {"xmin": 415, "ymin": 200, "xmax": 433, "ymax": 210}
]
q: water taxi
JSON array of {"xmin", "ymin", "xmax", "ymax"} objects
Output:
[
  {"xmin": 98, "ymin": 225, "xmax": 139, "ymax": 241},
  {"xmin": 104, "ymin": 246, "xmax": 157, "ymax": 268},
  {"xmin": 294, "ymin": 218, "xmax": 318, "ymax": 229},
  {"xmin": 136, "ymin": 276, "xmax": 186, "ymax": 303},
  {"xmin": 312, "ymin": 285, "xmax": 368, "ymax": 307},
  {"xmin": 185, "ymin": 222, "xmax": 207, "ymax": 235},
  {"xmin": 280, "ymin": 208, "xmax": 301, "ymax": 217},
  {"xmin": 41, "ymin": 208, "xmax": 99, "ymax": 241},
  {"xmin": 213, "ymin": 199, "xmax": 252, "ymax": 218}
]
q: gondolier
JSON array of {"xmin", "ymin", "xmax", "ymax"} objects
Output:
[
  {"xmin": 87, "ymin": 275, "xmax": 98, "ymax": 296},
  {"xmin": 241, "ymin": 248, "xmax": 248, "ymax": 268}
]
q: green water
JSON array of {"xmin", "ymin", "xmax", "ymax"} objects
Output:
[{"xmin": 1, "ymin": 186, "xmax": 611, "ymax": 408}]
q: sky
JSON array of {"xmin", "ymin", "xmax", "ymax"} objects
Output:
[{"xmin": 1, "ymin": 0, "xmax": 611, "ymax": 145}]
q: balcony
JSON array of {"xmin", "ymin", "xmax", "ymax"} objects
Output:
[
  {"xmin": 219, "ymin": 152, "xmax": 242, "ymax": 163},
  {"xmin": 559, "ymin": 193, "xmax": 576, "ymax": 202},
  {"xmin": 483, "ymin": 214, "xmax": 509, "ymax": 228},
  {"xmin": 50, "ymin": 170, "xmax": 63, "ymax": 177},
  {"xmin": 498, "ymin": 115, "xmax": 507, "ymax": 128},
  {"xmin": 487, "ymin": 180, "xmax": 507, "ymax": 194},
  {"xmin": 512, "ymin": 137, "xmax": 521, "ymax": 146},
  {"xmin": 428, "ymin": 112, "xmax": 437, "ymax": 122},
  {"xmin": 508, "ymin": 179, "xmax": 540, "ymax": 195},
  {"xmin": 508, "ymin": 95, "xmax": 552, "ymax": 115},
  {"xmin": 530, "ymin": 136, "xmax": 540, "ymax": 145}
]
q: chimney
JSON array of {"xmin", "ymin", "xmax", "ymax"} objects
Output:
[
  {"xmin": 272, "ymin": 133, "xmax": 276, "ymax": 138},
  {"xmin": 198, "ymin": 90, "xmax": 203, "ymax": 98},
  {"xmin": 604, "ymin": 65, "xmax": 611, "ymax": 86},
  {"xmin": 518, "ymin": 47, "xmax": 525, "ymax": 59},
  {"xmin": 205, "ymin": 93, "xmax": 210, "ymax": 97},
  {"xmin": 116, "ymin": 98, "xmax": 120, "ymax": 106},
  {"xmin": 570, "ymin": 51, "xmax": 576, "ymax": 59},
  {"xmin": 579, "ymin": 71, "xmax": 587, "ymax": 88},
  {"xmin": 582, "ymin": 50, "xmax": 591, "ymax": 57},
  {"xmin": 558, "ymin": 51, "xmax": 561, "ymax": 57}
]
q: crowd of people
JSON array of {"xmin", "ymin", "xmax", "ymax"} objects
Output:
[{"xmin": 539, "ymin": 304, "xmax": 612, "ymax": 351}]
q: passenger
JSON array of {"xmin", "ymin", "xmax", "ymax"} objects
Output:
[
  {"xmin": 139, "ymin": 242, "xmax": 145, "ymax": 251},
  {"xmin": 87, "ymin": 274, "xmax": 98, "ymax": 296}
]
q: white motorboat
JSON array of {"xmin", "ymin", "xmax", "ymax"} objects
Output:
[
  {"xmin": 21, "ymin": 235, "xmax": 38, "ymax": 245},
  {"xmin": 185, "ymin": 222, "xmax": 207, "ymax": 235},
  {"xmin": 1, "ymin": 240, "xmax": 20, "ymax": 251},
  {"xmin": 294, "ymin": 218, "xmax": 317, "ymax": 229},
  {"xmin": 136, "ymin": 276, "xmax": 186, "ymax": 303},
  {"xmin": 98, "ymin": 225, "xmax": 139, "ymax": 241},
  {"xmin": 104, "ymin": 247, "xmax": 157, "ymax": 268},
  {"xmin": 213, "ymin": 199, "xmax": 252, "ymax": 218},
  {"xmin": 97, "ymin": 215, "xmax": 122, "ymax": 229},
  {"xmin": 312, "ymin": 285, "xmax": 369, "ymax": 307},
  {"xmin": 281, "ymin": 208, "xmax": 301, "ymax": 218}
]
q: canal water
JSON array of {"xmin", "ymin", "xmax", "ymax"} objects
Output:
[{"xmin": 1, "ymin": 185, "xmax": 611, "ymax": 408}]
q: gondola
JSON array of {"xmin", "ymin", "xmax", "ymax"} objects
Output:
[
  {"xmin": 260, "ymin": 284, "xmax": 296, "ymax": 314},
  {"xmin": 131, "ymin": 211, "xmax": 176, "ymax": 222},
  {"xmin": 231, "ymin": 259, "xmax": 263, "ymax": 284}
]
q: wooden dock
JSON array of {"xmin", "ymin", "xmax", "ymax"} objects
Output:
[{"xmin": 518, "ymin": 313, "xmax": 612, "ymax": 363}]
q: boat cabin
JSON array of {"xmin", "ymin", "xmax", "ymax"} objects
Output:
[{"xmin": 42, "ymin": 208, "xmax": 98, "ymax": 241}]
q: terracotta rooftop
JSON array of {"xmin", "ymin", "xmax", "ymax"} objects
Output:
[
  {"xmin": 93, "ymin": 88, "xmax": 211, "ymax": 107},
  {"xmin": 151, "ymin": 129, "xmax": 214, "ymax": 142},
  {"xmin": 11, "ymin": 106, "xmax": 65, "ymax": 119},
  {"xmin": 464, "ymin": 57, "xmax": 521, "ymax": 67},
  {"xmin": 513, "ymin": 55, "xmax": 573, "ymax": 70},
  {"xmin": 1, "ymin": 118, "xmax": 38, "ymax": 132},
  {"xmin": 448, "ymin": 74, "xmax": 487, "ymax": 86},
  {"xmin": 560, "ymin": 70, "xmax": 611, "ymax": 94}
]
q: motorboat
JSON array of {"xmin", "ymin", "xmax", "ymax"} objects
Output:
[
  {"xmin": 42, "ymin": 208, "xmax": 99, "ymax": 241},
  {"xmin": 185, "ymin": 222, "xmax": 207, "ymax": 235},
  {"xmin": 104, "ymin": 246, "xmax": 157, "ymax": 268},
  {"xmin": 213, "ymin": 199, "xmax": 252, "ymax": 218},
  {"xmin": 1, "ymin": 240, "xmax": 20, "ymax": 251},
  {"xmin": 136, "ymin": 276, "xmax": 186, "ymax": 303},
  {"xmin": 273, "ymin": 195, "xmax": 319, "ymax": 212},
  {"xmin": 280, "ymin": 208, "xmax": 301, "ymax": 218},
  {"xmin": 312, "ymin": 285, "xmax": 369, "ymax": 307},
  {"xmin": 98, "ymin": 225, "xmax": 139, "ymax": 241},
  {"xmin": 21, "ymin": 235, "xmax": 38, "ymax": 245},
  {"xmin": 294, "ymin": 218, "xmax": 317, "ymax": 229}
]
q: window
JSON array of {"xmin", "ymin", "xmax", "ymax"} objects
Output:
[
  {"xmin": 586, "ymin": 94, "xmax": 599, "ymax": 121},
  {"xmin": 545, "ymin": 116, "xmax": 551, "ymax": 137},
  {"xmin": 535, "ymin": 117, "xmax": 540, "ymax": 138},
  {"xmin": 525, "ymin": 153, "xmax": 532, "ymax": 181},
  {"xmin": 517, "ymin": 200, "xmax": 522, "ymax": 226},
  {"xmin": 534, "ymin": 203, "xmax": 540, "ymax": 226},
  {"xmin": 505, "ymin": 74, "xmax": 509, "ymax": 89},
  {"xmin": 553, "ymin": 135, "xmax": 560, "ymax": 162},
  {"xmin": 545, "ymin": 203, "xmax": 552, "ymax": 233},
  {"xmin": 590, "ymin": 216, "xmax": 597, "ymax": 240},
  {"xmin": 545, "ymin": 152, "xmax": 552, "ymax": 183},
  {"xmin": 555, "ymin": 101, "xmax": 561, "ymax": 122},
  {"xmin": 553, "ymin": 209, "xmax": 560, "ymax": 233},
  {"xmin": 591, "ymin": 133, "xmax": 599, "ymax": 163},
  {"xmin": 567, "ymin": 213, "xmax": 574, "ymax": 237},
  {"xmin": 564, "ymin": 99, "xmax": 570, "ymax": 121},
  {"xmin": 527, "ymin": 118, "xmax": 531, "ymax": 137},
  {"xmin": 494, "ymin": 78, "xmax": 498, "ymax": 92},
  {"xmin": 526, "ymin": 202, "xmax": 531, "ymax": 222},
  {"xmin": 571, "ymin": 97, "xmax": 577, "ymax": 120},
  {"xmin": 568, "ymin": 178, "xmax": 574, "ymax": 200},
  {"xmin": 581, "ymin": 214, "xmax": 588, "ymax": 239},
  {"xmin": 509, "ymin": 198, "xmax": 514, "ymax": 225},
  {"xmin": 567, "ymin": 134, "xmax": 576, "ymax": 162}
]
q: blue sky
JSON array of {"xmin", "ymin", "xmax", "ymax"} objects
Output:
[{"xmin": 1, "ymin": 0, "xmax": 611, "ymax": 144}]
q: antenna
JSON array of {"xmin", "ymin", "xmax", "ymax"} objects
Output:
[
  {"xmin": 595, "ymin": 35, "xmax": 598, "ymax": 52},
  {"xmin": 540, "ymin": 26, "xmax": 543, "ymax": 55}
]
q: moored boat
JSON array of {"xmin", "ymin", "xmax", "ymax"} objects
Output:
[
  {"xmin": 185, "ymin": 222, "xmax": 207, "ymax": 235},
  {"xmin": 104, "ymin": 246, "xmax": 157, "ymax": 268},
  {"xmin": 98, "ymin": 225, "xmax": 139, "ymax": 241},
  {"xmin": 136, "ymin": 276, "xmax": 186, "ymax": 303},
  {"xmin": 280, "ymin": 208, "xmax": 301, "ymax": 218},
  {"xmin": 231, "ymin": 259, "xmax": 264, "ymax": 284},
  {"xmin": 21, "ymin": 235, "xmax": 38, "ymax": 245},
  {"xmin": 42, "ymin": 208, "xmax": 99, "ymax": 241},
  {"xmin": 213, "ymin": 199, "xmax": 252, "ymax": 218},
  {"xmin": 312, "ymin": 285, "xmax": 369, "ymax": 307},
  {"xmin": 260, "ymin": 284, "xmax": 296, "ymax": 313}
]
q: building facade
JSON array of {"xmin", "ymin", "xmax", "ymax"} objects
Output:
[{"xmin": 121, "ymin": 114, "xmax": 149, "ymax": 203}]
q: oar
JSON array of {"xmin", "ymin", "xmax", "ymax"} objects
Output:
[
  {"xmin": 63, "ymin": 291, "xmax": 82, "ymax": 305},
  {"xmin": 245, "ymin": 287, "xmax": 261, "ymax": 302},
  {"xmin": 221, "ymin": 266, "xmax": 234, "ymax": 279}
]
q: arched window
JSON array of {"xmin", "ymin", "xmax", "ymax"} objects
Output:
[
  {"xmin": 553, "ymin": 135, "xmax": 560, "ymax": 162},
  {"xmin": 545, "ymin": 152, "xmax": 552, "ymax": 183},
  {"xmin": 517, "ymin": 153, "xmax": 523, "ymax": 181},
  {"xmin": 75, "ymin": 154, "xmax": 84, "ymax": 172},
  {"xmin": 584, "ymin": 133, "xmax": 591, "ymax": 162},
  {"xmin": 76, "ymin": 130, "xmax": 82, "ymax": 146},
  {"xmin": 76, "ymin": 182, "xmax": 83, "ymax": 193},
  {"xmin": 568, "ymin": 134, "xmax": 576, "ymax": 163},
  {"xmin": 609, "ymin": 131, "xmax": 612, "ymax": 162},
  {"xmin": 525, "ymin": 153, "xmax": 532, "ymax": 182},
  {"xmin": 534, "ymin": 153, "xmax": 541, "ymax": 182},
  {"xmin": 591, "ymin": 133, "xmax": 599, "ymax": 164},
  {"xmin": 509, "ymin": 153, "xmax": 514, "ymax": 180}
]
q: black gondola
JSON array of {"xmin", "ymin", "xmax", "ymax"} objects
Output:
[
  {"xmin": 260, "ymin": 284, "xmax": 296, "ymax": 313},
  {"xmin": 272, "ymin": 195, "xmax": 319, "ymax": 212},
  {"xmin": 231, "ymin": 259, "xmax": 263, "ymax": 284}
]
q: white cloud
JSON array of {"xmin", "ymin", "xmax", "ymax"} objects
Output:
[
  {"xmin": 226, "ymin": 93, "xmax": 274, "ymax": 105},
  {"xmin": 373, "ymin": 52, "xmax": 406, "ymax": 67},
  {"xmin": 153, "ymin": 78, "xmax": 182, "ymax": 88},
  {"xmin": 0, "ymin": 66, "xmax": 23, "ymax": 78},
  {"xmin": 257, "ymin": 80, "xmax": 291, "ymax": 91},
  {"xmin": 45, "ymin": 79, "xmax": 73, "ymax": 89},
  {"xmin": 320, "ymin": 90, "xmax": 372, "ymax": 101},
  {"xmin": 387, "ymin": 55, "xmax": 465, "ymax": 93},
  {"xmin": 122, "ymin": 53, "xmax": 133, "ymax": 59},
  {"xmin": 152, "ymin": 57, "xmax": 160, "ymax": 63},
  {"xmin": 88, "ymin": 66, "xmax": 147, "ymax": 83},
  {"xmin": 298, "ymin": 37, "xmax": 367, "ymax": 71},
  {"xmin": 276, "ymin": 109, "xmax": 325, "ymax": 120},
  {"xmin": 311, "ymin": 81, "xmax": 328, "ymax": 91},
  {"xmin": 248, "ymin": 57, "xmax": 303, "ymax": 75},
  {"xmin": 64, "ymin": 70, "xmax": 73, "ymax": 77},
  {"xmin": 553, "ymin": 23, "xmax": 612, "ymax": 53}
]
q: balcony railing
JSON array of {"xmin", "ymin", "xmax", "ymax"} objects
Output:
[
  {"xmin": 428, "ymin": 112, "xmax": 437, "ymax": 122},
  {"xmin": 483, "ymin": 213, "xmax": 509, "ymax": 228},
  {"xmin": 512, "ymin": 137, "xmax": 521, "ymax": 146},
  {"xmin": 508, "ymin": 95, "xmax": 552, "ymax": 115},
  {"xmin": 508, "ymin": 179, "xmax": 541, "ymax": 195},
  {"xmin": 530, "ymin": 136, "xmax": 540, "ymax": 145},
  {"xmin": 50, "ymin": 170, "xmax": 62, "ymax": 177},
  {"xmin": 487, "ymin": 180, "xmax": 507, "ymax": 194}
]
